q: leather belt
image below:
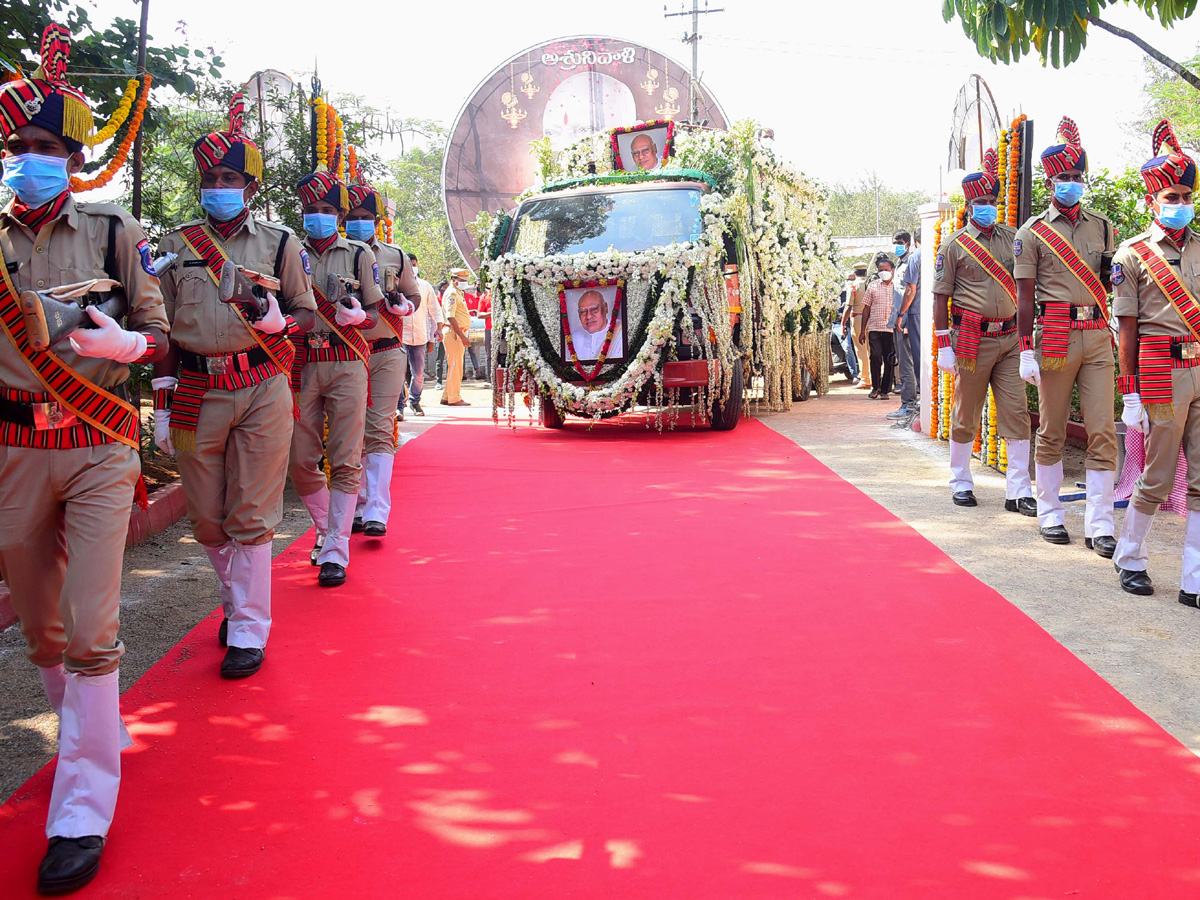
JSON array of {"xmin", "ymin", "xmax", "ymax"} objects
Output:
[
  {"xmin": 305, "ymin": 332, "xmax": 346, "ymax": 350},
  {"xmin": 180, "ymin": 346, "xmax": 271, "ymax": 375},
  {"xmin": 951, "ymin": 313, "xmax": 1016, "ymax": 334},
  {"xmin": 0, "ymin": 397, "xmax": 77, "ymax": 430},
  {"xmin": 1170, "ymin": 341, "xmax": 1200, "ymax": 360},
  {"xmin": 370, "ymin": 336, "xmax": 401, "ymax": 353},
  {"xmin": 1036, "ymin": 303, "xmax": 1104, "ymax": 321}
]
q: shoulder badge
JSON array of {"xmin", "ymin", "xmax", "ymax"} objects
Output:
[
  {"xmin": 1111, "ymin": 263, "xmax": 1124, "ymax": 286},
  {"xmin": 935, "ymin": 252, "xmax": 945, "ymax": 275},
  {"xmin": 1013, "ymin": 239, "xmax": 1022, "ymax": 257},
  {"xmin": 300, "ymin": 248, "xmax": 311, "ymax": 276},
  {"xmin": 372, "ymin": 262, "xmax": 380, "ymax": 285},
  {"xmin": 137, "ymin": 239, "xmax": 155, "ymax": 276}
]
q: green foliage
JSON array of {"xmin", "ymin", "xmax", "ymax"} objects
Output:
[
  {"xmin": 825, "ymin": 173, "xmax": 932, "ymax": 236},
  {"xmin": 466, "ymin": 210, "xmax": 494, "ymax": 287},
  {"xmin": 942, "ymin": 0, "xmax": 1197, "ymax": 68},
  {"xmin": 1141, "ymin": 49, "xmax": 1200, "ymax": 145},
  {"xmin": 528, "ymin": 136, "xmax": 558, "ymax": 184}
]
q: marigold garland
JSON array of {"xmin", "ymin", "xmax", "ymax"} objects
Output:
[
  {"xmin": 84, "ymin": 77, "xmax": 140, "ymax": 147},
  {"xmin": 314, "ymin": 97, "xmax": 328, "ymax": 169},
  {"xmin": 1006, "ymin": 114, "xmax": 1026, "ymax": 228},
  {"xmin": 70, "ymin": 73, "xmax": 151, "ymax": 192}
]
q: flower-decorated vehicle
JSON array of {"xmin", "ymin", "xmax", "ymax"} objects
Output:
[{"xmin": 483, "ymin": 121, "xmax": 840, "ymax": 430}]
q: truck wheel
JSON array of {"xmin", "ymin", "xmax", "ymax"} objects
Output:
[
  {"xmin": 710, "ymin": 362, "xmax": 745, "ymax": 431},
  {"xmin": 540, "ymin": 395, "xmax": 565, "ymax": 429}
]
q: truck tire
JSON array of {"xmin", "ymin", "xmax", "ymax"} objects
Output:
[
  {"xmin": 540, "ymin": 395, "xmax": 565, "ymax": 429},
  {"xmin": 710, "ymin": 361, "xmax": 744, "ymax": 431}
]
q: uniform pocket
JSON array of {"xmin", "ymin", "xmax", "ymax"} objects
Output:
[
  {"xmin": 175, "ymin": 272, "xmax": 211, "ymax": 306},
  {"xmin": 962, "ymin": 264, "xmax": 986, "ymax": 282}
]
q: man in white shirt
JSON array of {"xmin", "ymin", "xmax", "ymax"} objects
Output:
[
  {"xmin": 400, "ymin": 253, "xmax": 444, "ymax": 416},
  {"xmin": 571, "ymin": 289, "xmax": 623, "ymax": 359}
]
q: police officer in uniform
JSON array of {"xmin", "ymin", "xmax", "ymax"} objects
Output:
[
  {"xmin": 154, "ymin": 94, "xmax": 316, "ymax": 678},
  {"xmin": 289, "ymin": 170, "xmax": 384, "ymax": 587},
  {"xmin": 850, "ymin": 262, "xmax": 871, "ymax": 389},
  {"xmin": 440, "ymin": 268, "xmax": 473, "ymax": 406},
  {"xmin": 932, "ymin": 150, "xmax": 1034, "ymax": 512},
  {"xmin": 344, "ymin": 178, "xmax": 419, "ymax": 537},
  {"xmin": 1112, "ymin": 120, "xmax": 1200, "ymax": 601},
  {"xmin": 0, "ymin": 26, "xmax": 168, "ymax": 892}
]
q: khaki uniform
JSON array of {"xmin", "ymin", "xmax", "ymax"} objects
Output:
[
  {"xmin": 933, "ymin": 222, "xmax": 1028, "ymax": 444},
  {"xmin": 289, "ymin": 236, "xmax": 383, "ymax": 497},
  {"xmin": 158, "ymin": 218, "xmax": 315, "ymax": 548},
  {"xmin": 849, "ymin": 276, "xmax": 870, "ymax": 385},
  {"xmin": 440, "ymin": 286, "xmax": 471, "ymax": 404},
  {"xmin": 0, "ymin": 196, "xmax": 167, "ymax": 675},
  {"xmin": 359, "ymin": 242, "xmax": 420, "ymax": 456},
  {"xmin": 1112, "ymin": 225, "xmax": 1200, "ymax": 514},
  {"xmin": 1015, "ymin": 206, "xmax": 1117, "ymax": 470}
]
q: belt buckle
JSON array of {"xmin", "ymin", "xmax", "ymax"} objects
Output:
[
  {"xmin": 208, "ymin": 355, "xmax": 231, "ymax": 375},
  {"xmin": 1182, "ymin": 343, "xmax": 1200, "ymax": 360},
  {"xmin": 307, "ymin": 333, "xmax": 330, "ymax": 350},
  {"xmin": 32, "ymin": 402, "xmax": 77, "ymax": 431},
  {"xmin": 1072, "ymin": 306, "xmax": 1091, "ymax": 321},
  {"xmin": 985, "ymin": 320, "xmax": 1004, "ymax": 334}
]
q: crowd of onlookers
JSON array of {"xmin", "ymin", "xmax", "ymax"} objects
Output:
[{"xmin": 836, "ymin": 230, "xmax": 923, "ymax": 428}]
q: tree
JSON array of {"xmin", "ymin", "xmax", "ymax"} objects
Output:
[
  {"xmin": 942, "ymin": 0, "xmax": 1200, "ymax": 91},
  {"xmin": 1141, "ymin": 49, "xmax": 1200, "ymax": 147},
  {"xmin": 825, "ymin": 173, "xmax": 932, "ymax": 237}
]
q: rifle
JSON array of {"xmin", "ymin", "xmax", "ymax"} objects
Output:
[
  {"xmin": 218, "ymin": 260, "xmax": 281, "ymax": 323},
  {"xmin": 20, "ymin": 253, "xmax": 179, "ymax": 351},
  {"xmin": 380, "ymin": 266, "xmax": 420, "ymax": 312},
  {"xmin": 325, "ymin": 272, "xmax": 361, "ymax": 310}
]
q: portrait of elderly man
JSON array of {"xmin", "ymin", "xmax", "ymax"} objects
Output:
[
  {"xmin": 630, "ymin": 133, "xmax": 660, "ymax": 171},
  {"xmin": 568, "ymin": 288, "xmax": 624, "ymax": 360}
]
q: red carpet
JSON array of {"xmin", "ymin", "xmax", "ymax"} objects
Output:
[{"xmin": 4, "ymin": 416, "xmax": 1200, "ymax": 898}]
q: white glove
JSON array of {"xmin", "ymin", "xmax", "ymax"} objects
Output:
[
  {"xmin": 335, "ymin": 295, "xmax": 367, "ymax": 328},
  {"xmin": 252, "ymin": 291, "xmax": 287, "ymax": 334},
  {"xmin": 387, "ymin": 294, "xmax": 415, "ymax": 317},
  {"xmin": 935, "ymin": 330, "xmax": 956, "ymax": 373},
  {"xmin": 1019, "ymin": 349, "xmax": 1041, "ymax": 387},
  {"xmin": 69, "ymin": 306, "xmax": 147, "ymax": 363},
  {"xmin": 1121, "ymin": 393, "xmax": 1151, "ymax": 433},
  {"xmin": 153, "ymin": 408, "xmax": 174, "ymax": 455}
]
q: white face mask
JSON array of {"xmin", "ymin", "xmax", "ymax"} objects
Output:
[{"xmin": 879, "ymin": 271, "xmax": 893, "ymax": 282}]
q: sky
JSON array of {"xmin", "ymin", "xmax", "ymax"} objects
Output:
[{"xmin": 79, "ymin": 0, "xmax": 1200, "ymax": 196}]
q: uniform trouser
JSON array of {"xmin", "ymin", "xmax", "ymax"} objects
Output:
[
  {"xmin": 177, "ymin": 374, "xmax": 293, "ymax": 548},
  {"xmin": 853, "ymin": 315, "xmax": 871, "ymax": 384},
  {"xmin": 441, "ymin": 332, "xmax": 467, "ymax": 404},
  {"xmin": 907, "ymin": 314, "xmax": 921, "ymax": 394},
  {"xmin": 404, "ymin": 343, "xmax": 428, "ymax": 406},
  {"xmin": 894, "ymin": 321, "xmax": 916, "ymax": 405},
  {"xmin": 1035, "ymin": 328, "xmax": 1118, "ymax": 470},
  {"xmin": 949, "ymin": 331, "xmax": 1030, "ymax": 445},
  {"xmin": 0, "ymin": 443, "xmax": 137, "ymax": 676},
  {"xmin": 364, "ymin": 347, "xmax": 405, "ymax": 456},
  {"xmin": 1132, "ymin": 366, "xmax": 1200, "ymax": 515},
  {"xmin": 868, "ymin": 331, "xmax": 894, "ymax": 394},
  {"xmin": 840, "ymin": 327, "xmax": 859, "ymax": 378},
  {"xmin": 289, "ymin": 359, "xmax": 367, "ymax": 497}
]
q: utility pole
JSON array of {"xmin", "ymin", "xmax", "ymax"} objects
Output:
[
  {"xmin": 130, "ymin": 0, "xmax": 149, "ymax": 221},
  {"xmin": 664, "ymin": 0, "xmax": 724, "ymax": 124}
]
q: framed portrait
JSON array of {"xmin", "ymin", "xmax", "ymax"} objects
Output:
[
  {"xmin": 611, "ymin": 120, "xmax": 675, "ymax": 173},
  {"xmin": 559, "ymin": 279, "xmax": 627, "ymax": 379}
]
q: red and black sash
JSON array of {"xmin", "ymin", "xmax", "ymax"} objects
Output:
[
  {"xmin": 0, "ymin": 243, "xmax": 140, "ymax": 451},
  {"xmin": 290, "ymin": 285, "xmax": 372, "ymax": 398},
  {"xmin": 1131, "ymin": 239, "xmax": 1200, "ymax": 421},
  {"xmin": 952, "ymin": 233, "xmax": 1017, "ymax": 373},
  {"xmin": 172, "ymin": 225, "xmax": 297, "ymax": 450},
  {"xmin": 1030, "ymin": 220, "xmax": 1111, "ymax": 368},
  {"xmin": 374, "ymin": 305, "xmax": 405, "ymax": 350}
]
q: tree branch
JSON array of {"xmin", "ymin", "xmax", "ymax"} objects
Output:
[{"xmin": 1086, "ymin": 13, "xmax": 1200, "ymax": 92}]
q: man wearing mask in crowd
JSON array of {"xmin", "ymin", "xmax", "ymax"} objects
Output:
[
  {"xmin": 888, "ymin": 231, "xmax": 918, "ymax": 421},
  {"xmin": 1112, "ymin": 120, "xmax": 1200, "ymax": 600},
  {"xmin": 0, "ymin": 26, "xmax": 169, "ymax": 892},
  {"xmin": 837, "ymin": 269, "xmax": 861, "ymax": 385},
  {"xmin": 290, "ymin": 170, "xmax": 384, "ymax": 588},
  {"xmin": 1015, "ymin": 117, "xmax": 1118, "ymax": 551},
  {"xmin": 344, "ymin": 177, "xmax": 419, "ymax": 538},
  {"xmin": 858, "ymin": 254, "xmax": 896, "ymax": 399},
  {"xmin": 932, "ymin": 150, "xmax": 1034, "ymax": 512},
  {"xmin": 441, "ymin": 269, "xmax": 472, "ymax": 406},
  {"xmin": 892, "ymin": 232, "xmax": 923, "ymax": 425},
  {"xmin": 155, "ymin": 94, "xmax": 316, "ymax": 680},
  {"xmin": 402, "ymin": 253, "xmax": 444, "ymax": 417}
]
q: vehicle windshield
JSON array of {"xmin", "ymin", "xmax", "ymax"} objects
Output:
[{"xmin": 509, "ymin": 186, "xmax": 705, "ymax": 257}]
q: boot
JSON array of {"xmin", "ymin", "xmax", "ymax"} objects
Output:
[
  {"xmin": 204, "ymin": 542, "xmax": 234, "ymax": 642},
  {"xmin": 1114, "ymin": 507, "xmax": 1156, "ymax": 595},
  {"xmin": 949, "ymin": 440, "xmax": 976, "ymax": 505},
  {"xmin": 1180, "ymin": 511, "xmax": 1200, "ymax": 607},
  {"xmin": 46, "ymin": 670, "xmax": 121, "ymax": 839},
  {"xmin": 227, "ymin": 541, "xmax": 272, "ymax": 651},
  {"xmin": 300, "ymin": 488, "xmax": 330, "ymax": 566},
  {"xmin": 1084, "ymin": 468, "xmax": 1116, "ymax": 544},
  {"xmin": 317, "ymin": 489, "xmax": 357, "ymax": 571},
  {"xmin": 361, "ymin": 452, "xmax": 395, "ymax": 532},
  {"xmin": 1004, "ymin": 439, "xmax": 1033, "ymax": 501},
  {"xmin": 39, "ymin": 663, "xmax": 132, "ymax": 752}
]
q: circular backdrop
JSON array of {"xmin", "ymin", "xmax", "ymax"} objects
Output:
[{"xmin": 443, "ymin": 35, "xmax": 728, "ymax": 271}]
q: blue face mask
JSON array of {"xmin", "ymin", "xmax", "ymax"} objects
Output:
[
  {"xmin": 1157, "ymin": 203, "xmax": 1195, "ymax": 230},
  {"xmin": 344, "ymin": 219, "xmax": 376, "ymax": 242},
  {"xmin": 304, "ymin": 213, "xmax": 339, "ymax": 239},
  {"xmin": 1053, "ymin": 181, "xmax": 1085, "ymax": 207},
  {"xmin": 971, "ymin": 204, "xmax": 998, "ymax": 228},
  {"xmin": 200, "ymin": 188, "xmax": 246, "ymax": 222},
  {"xmin": 2, "ymin": 153, "xmax": 70, "ymax": 208},
  {"xmin": 893, "ymin": 243, "xmax": 906, "ymax": 257}
]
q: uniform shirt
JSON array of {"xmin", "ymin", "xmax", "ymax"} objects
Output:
[
  {"xmin": 849, "ymin": 276, "xmax": 867, "ymax": 314},
  {"xmin": 0, "ymin": 195, "xmax": 167, "ymax": 390},
  {"xmin": 158, "ymin": 216, "xmax": 315, "ymax": 355},
  {"xmin": 404, "ymin": 278, "xmax": 444, "ymax": 345},
  {"xmin": 863, "ymin": 279, "xmax": 894, "ymax": 332},
  {"xmin": 1013, "ymin": 205, "xmax": 1114, "ymax": 306},
  {"xmin": 305, "ymin": 236, "xmax": 385, "ymax": 335},
  {"xmin": 932, "ymin": 222, "xmax": 1019, "ymax": 319},
  {"xmin": 442, "ymin": 286, "xmax": 471, "ymax": 331},
  {"xmin": 360, "ymin": 241, "xmax": 420, "ymax": 342},
  {"xmin": 1112, "ymin": 224, "xmax": 1200, "ymax": 339}
]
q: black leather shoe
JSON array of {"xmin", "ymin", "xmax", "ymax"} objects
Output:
[
  {"xmin": 38, "ymin": 835, "xmax": 104, "ymax": 894},
  {"xmin": 411, "ymin": 402, "xmax": 425, "ymax": 416},
  {"xmin": 1115, "ymin": 565, "xmax": 1154, "ymax": 596},
  {"xmin": 1005, "ymin": 497, "xmax": 1037, "ymax": 517},
  {"xmin": 1085, "ymin": 535, "xmax": 1117, "ymax": 559},
  {"xmin": 952, "ymin": 491, "xmax": 977, "ymax": 507},
  {"xmin": 1040, "ymin": 525, "xmax": 1070, "ymax": 544},
  {"xmin": 1179, "ymin": 590, "xmax": 1200, "ymax": 609},
  {"xmin": 217, "ymin": 617, "xmax": 228, "ymax": 648},
  {"xmin": 363, "ymin": 520, "xmax": 386, "ymax": 537},
  {"xmin": 318, "ymin": 562, "xmax": 347, "ymax": 587},
  {"xmin": 351, "ymin": 516, "xmax": 364, "ymax": 534},
  {"xmin": 220, "ymin": 646, "xmax": 264, "ymax": 679}
]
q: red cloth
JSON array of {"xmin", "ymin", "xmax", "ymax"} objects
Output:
[{"xmin": 478, "ymin": 289, "xmax": 493, "ymax": 330}]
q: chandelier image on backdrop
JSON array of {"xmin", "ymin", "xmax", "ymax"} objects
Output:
[
  {"xmin": 521, "ymin": 54, "xmax": 541, "ymax": 100},
  {"xmin": 500, "ymin": 62, "xmax": 528, "ymax": 129},
  {"xmin": 641, "ymin": 48, "xmax": 659, "ymax": 95}
]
